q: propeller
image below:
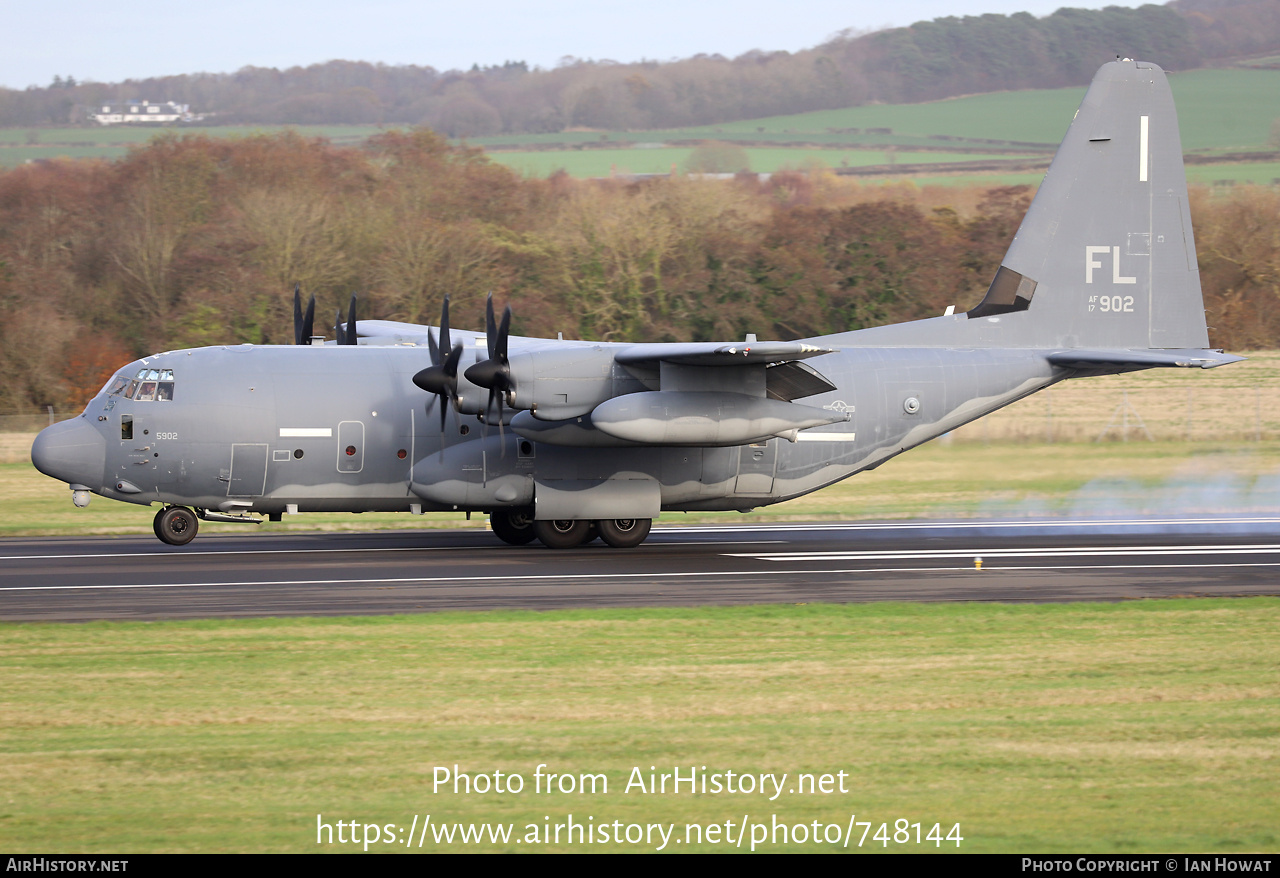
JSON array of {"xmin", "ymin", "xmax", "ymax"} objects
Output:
[
  {"xmin": 464, "ymin": 294, "xmax": 515, "ymax": 434},
  {"xmin": 292, "ymin": 284, "xmax": 316, "ymax": 345},
  {"xmin": 337, "ymin": 294, "xmax": 358, "ymax": 346},
  {"xmin": 412, "ymin": 296, "xmax": 464, "ymax": 433}
]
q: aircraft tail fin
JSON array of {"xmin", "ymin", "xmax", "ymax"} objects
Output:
[{"xmin": 967, "ymin": 59, "xmax": 1210, "ymax": 351}]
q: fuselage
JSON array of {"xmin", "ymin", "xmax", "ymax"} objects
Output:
[{"xmin": 33, "ymin": 324, "xmax": 1062, "ymax": 518}]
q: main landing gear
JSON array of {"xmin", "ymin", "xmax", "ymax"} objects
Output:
[
  {"xmin": 154, "ymin": 505, "xmax": 199, "ymax": 546},
  {"xmin": 492, "ymin": 515, "xmax": 651, "ymax": 549}
]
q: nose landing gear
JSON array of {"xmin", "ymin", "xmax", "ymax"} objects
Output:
[{"xmin": 154, "ymin": 506, "xmax": 199, "ymax": 546}]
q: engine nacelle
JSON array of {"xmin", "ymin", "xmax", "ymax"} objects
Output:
[
  {"xmin": 450, "ymin": 357, "xmax": 492, "ymax": 417},
  {"xmin": 506, "ymin": 346, "xmax": 624, "ymax": 421}
]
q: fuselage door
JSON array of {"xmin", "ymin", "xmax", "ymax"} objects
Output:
[
  {"xmin": 337, "ymin": 420, "xmax": 365, "ymax": 473},
  {"xmin": 228, "ymin": 443, "xmax": 268, "ymax": 496},
  {"xmin": 735, "ymin": 440, "xmax": 777, "ymax": 495}
]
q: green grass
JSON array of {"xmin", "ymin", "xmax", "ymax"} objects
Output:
[
  {"xmin": 1186, "ymin": 162, "xmax": 1280, "ymax": 186},
  {"xmin": 490, "ymin": 147, "xmax": 1042, "ymax": 179},
  {"xmin": 5, "ymin": 69, "xmax": 1279, "ymax": 182},
  {"xmin": 0, "ymin": 124, "xmax": 385, "ymax": 145},
  {"xmin": 0, "ymin": 599, "xmax": 1275, "ymax": 852}
]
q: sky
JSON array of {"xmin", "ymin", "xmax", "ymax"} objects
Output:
[{"xmin": 4, "ymin": 0, "xmax": 1148, "ymax": 90}]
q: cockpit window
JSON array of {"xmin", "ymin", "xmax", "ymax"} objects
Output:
[{"xmin": 107, "ymin": 368, "xmax": 175, "ymax": 401}]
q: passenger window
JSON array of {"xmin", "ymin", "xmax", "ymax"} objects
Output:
[
  {"xmin": 124, "ymin": 380, "xmax": 139, "ymax": 399},
  {"xmin": 121, "ymin": 415, "xmax": 133, "ymax": 441},
  {"xmin": 136, "ymin": 381, "xmax": 158, "ymax": 401},
  {"xmin": 157, "ymin": 382, "xmax": 174, "ymax": 401},
  {"xmin": 105, "ymin": 377, "xmax": 129, "ymax": 397}
]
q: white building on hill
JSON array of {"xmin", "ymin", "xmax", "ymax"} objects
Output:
[{"xmin": 91, "ymin": 100, "xmax": 192, "ymax": 125}]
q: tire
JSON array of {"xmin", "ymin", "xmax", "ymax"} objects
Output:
[
  {"xmin": 597, "ymin": 518, "xmax": 652, "ymax": 548},
  {"xmin": 155, "ymin": 506, "xmax": 199, "ymax": 546},
  {"xmin": 491, "ymin": 508, "xmax": 537, "ymax": 545},
  {"xmin": 532, "ymin": 518, "xmax": 592, "ymax": 549}
]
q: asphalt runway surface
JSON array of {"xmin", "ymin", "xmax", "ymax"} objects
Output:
[{"xmin": 3, "ymin": 517, "xmax": 1280, "ymax": 621}]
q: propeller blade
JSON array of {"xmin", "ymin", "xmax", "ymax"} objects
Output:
[
  {"xmin": 464, "ymin": 296, "xmax": 514, "ymax": 390},
  {"xmin": 485, "ymin": 294, "xmax": 498, "ymax": 360},
  {"xmin": 293, "ymin": 285, "xmax": 302, "ymax": 345},
  {"xmin": 301, "ymin": 295, "xmax": 315, "ymax": 344},
  {"xmin": 439, "ymin": 295, "xmax": 451, "ymax": 355},
  {"xmin": 413, "ymin": 339, "xmax": 464, "ymax": 435},
  {"xmin": 467, "ymin": 294, "xmax": 516, "ymax": 454},
  {"xmin": 443, "ymin": 341, "xmax": 463, "ymax": 378},
  {"xmin": 496, "ymin": 305, "xmax": 511, "ymax": 361},
  {"xmin": 342, "ymin": 294, "xmax": 358, "ymax": 345},
  {"xmin": 334, "ymin": 310, "xmax": 346, "ymax": 346}
]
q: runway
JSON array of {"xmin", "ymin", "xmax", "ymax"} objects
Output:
[{"xmin": 3, "ymin": 517, "xmax": 1280, "ymax": 621}]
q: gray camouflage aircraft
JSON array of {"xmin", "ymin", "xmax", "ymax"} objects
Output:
[{"xmin": 32, "ymin": 59, "xmax": 1241, "ymax": 548}]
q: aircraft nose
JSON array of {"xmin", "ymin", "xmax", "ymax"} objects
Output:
[{"xmin": 31, "ymin": 417, "xmax": 106, "ymax": 489}]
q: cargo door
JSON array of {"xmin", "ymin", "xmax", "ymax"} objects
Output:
[
  {"xmin": 228, "ymin": 443, "xmax": 268, "ymax": 496},
  {"xmin": 734, "ymin": 440, "xmax": 776, "ymax": 495}
]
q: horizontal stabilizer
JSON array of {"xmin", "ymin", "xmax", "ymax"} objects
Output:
[{"xmin": 1046, "ymin": 349, "xmax": 1245, "ymax": 370}]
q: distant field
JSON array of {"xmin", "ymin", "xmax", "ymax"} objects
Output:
[
  {"xmin": 0, "ymin": 124, "xmax": 383, "ymax": 145},
  {"xmin": 0, "ymin": 125, "xmax": 383, "ymax": 168},
  {"xmin": 493, "ymin": 147, "xmax": 1044, "ymax": 179},
  {"xmin": 3, "ymin": 69, "xmax": 1278, "ymax": 183}
]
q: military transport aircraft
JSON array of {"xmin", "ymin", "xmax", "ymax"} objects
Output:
[{"xmin": 31, "ymin": 59, "xmax": 1241, "ymax": 549}]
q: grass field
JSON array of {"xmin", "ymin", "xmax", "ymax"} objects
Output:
[
  {"xmin": 4, "ymin": 69, "xmax": 1278, "ymax": 184},
  {"xmin": 491, "ymin": 147, "xmax": 1044, "ymax": 179},
  {"xmin": 4, "ymin": 361, "xmax": 1278, "ymax": 854},
  {"xmin": 0, "ymin": 598, "xmax": 1275, "ymax": 852}
]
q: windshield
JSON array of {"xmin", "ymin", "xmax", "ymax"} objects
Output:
[{"xmin": 105, "ymin": 367, "xmax": 176, "ymax": 401}]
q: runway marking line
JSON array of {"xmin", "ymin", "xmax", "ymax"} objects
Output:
[
  {"xmin": 0, "ymin": 540, "xmax": 787, "ymax": 562},
  {"xmin": 675, "ymin": 517, "xmax": 1280, "ymax": 533},
  {"xmin": 4, "ymin": 562, "xmax": 1280, "ymax": 592},
  {"xmin": 728, "ymin": 544, "xmax": 1280, "ymax": 561}
]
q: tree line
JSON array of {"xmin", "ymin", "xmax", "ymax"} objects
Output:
[
  {"xmin": 3, "ymin": 1, "xmax": 1278, "ymax": 134},
  {"xmin": 0, "ymin": 130, "xmax": 1276, "ymax": 413}
]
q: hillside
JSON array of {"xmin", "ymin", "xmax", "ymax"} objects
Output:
[{"xmin": 2, "ymin": 0, "xmax": 1277, "ymax": 134}]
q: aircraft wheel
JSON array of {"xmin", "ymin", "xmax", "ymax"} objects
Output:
[
  {"xmin": 597, "ymin": 518, "xmax": 652, "ymax": 548},
  {"xmin": 155, "ymin": 506, "xmax": 199, "ymax": 546},
  {"xmin": 533, "ymin": 518, "xmax": 592, "ymax": 549},
  {"xmin": 491, "ymin": 508, "xmax": 537, "ymax": 545}
]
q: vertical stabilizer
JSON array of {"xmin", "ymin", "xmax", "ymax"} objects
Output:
[{"xmin": 967, "ymin": 59, "xmax": 1209, "ymax": 351}]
